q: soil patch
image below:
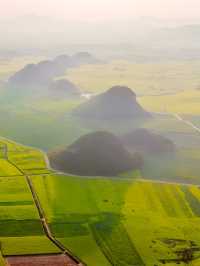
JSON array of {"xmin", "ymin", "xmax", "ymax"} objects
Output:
[{"xmin": 6, "ymin": 254, "xmax": 79, "ymax": 266}]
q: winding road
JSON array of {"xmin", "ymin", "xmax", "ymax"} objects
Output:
[{"xmin": 174, "ymin": 113, "xmax": 200, "ymax": 133}]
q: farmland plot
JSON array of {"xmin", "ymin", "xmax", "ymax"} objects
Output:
[
  {"xmin": 0, "ymin": 174, "xmax": 59, "ymax": 255},
  {"xmin": 0, "ymin": 139, "xmax": 60, "ymax": 257},
  {"xmin": 31, "ymin": 174, "xmax": 200, "ymax": 266}
]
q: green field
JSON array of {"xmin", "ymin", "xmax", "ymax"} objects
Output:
[
  {"xmin": 31, "ymin": 174, "xmax": 200, "ymax": 265},
  {"xmin": 140, "ymin": 89, "xmax": 200, "ymax": 115},
  {"xmin": 0, "ymin": 137, "xmax": 60, "ymax": 262},
  {"xmin": 65, "ymin": 60, "xmax": 200, "ymax": 95},
  {"xmin": 1, "ymin": 236, "xmax": 60, "ymax": 256},
  {"xmin": 0, "ymin": 251, "xmax": 5, "ymax": 266}
]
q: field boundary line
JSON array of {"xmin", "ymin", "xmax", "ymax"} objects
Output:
[
  {"xmin": 0, "ymin": 248, "xmax": 6, "ymax": 266},
  {"xmin": 4, "ymin": 147, "xmax": 85, "ymax": 266},
  {"xmin": 25, "ymin": 176, "xmax": 84, "ymax": 266}
]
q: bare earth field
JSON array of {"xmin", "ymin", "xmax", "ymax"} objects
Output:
[{"xmin": 6, "ymin": 254, "xmax": 78, "ymax": 266}]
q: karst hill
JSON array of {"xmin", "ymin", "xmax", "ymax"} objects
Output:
[
  {"xmin": 48, "ymin": 131, "xmax": 143, "ymax": 176},
  {"xmin": 73, "ymin": 86, "xmax": 151, "ymax": 120}
]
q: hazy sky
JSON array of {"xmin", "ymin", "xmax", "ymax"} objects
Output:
[{"xmin": 1, "ymin": 0, "xmax": 200, "ymax": 21}]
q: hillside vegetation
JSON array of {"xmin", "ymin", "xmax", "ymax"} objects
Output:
[{"xmin": 49, "ymin": 131, "xmax": 143, "ymax": 176}]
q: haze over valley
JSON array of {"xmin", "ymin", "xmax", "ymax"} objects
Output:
[{"xmin": 1, "ymin": 1, "xmax": 200, "ymax": 266}]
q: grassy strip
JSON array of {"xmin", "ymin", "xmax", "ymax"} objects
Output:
[
  {"xmin": 182, "ymin": 186, "xmax": 200, "ymax": 216},
  {"xmin": 91, "ymin": 220, "xmax": 144, "ymax": 266},
  {"xmin": 1, "ymin": 236, "xmax": 60, "ymax": 256},
  {"xmin": 0, "ymin": 220, "xmax": 43, "ymax": 237},
  {"xmin": 0, "ymin": 201, "xmax": 33, "ymax": 206},
  {"xmin": 0, "ymin": 251, "xmax": 5, "ymax": 266}
]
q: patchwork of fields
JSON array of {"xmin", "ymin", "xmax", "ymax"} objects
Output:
[
  {"xmin": 0, "ymin": 135, "xmax": 200, "ymax": 265},
  {"xmin": 65, "ymin": 60, "xmax": 200, "ymax": 95},
  {"xmin": 31, "ymin": 174, "xmax": 200, "ymax": 266},
  {"xmin": 0, "ymin": 138, "xmax": 61, "ymax": 264},
  {"xmin": 139, "ymin": 89, "xmax": 200, "ymax": 115},
  {"xmin": 1, "ymin": 58, "xmax": 200, "ymax": 265}
]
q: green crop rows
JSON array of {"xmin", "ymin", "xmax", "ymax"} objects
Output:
[
  {"xmin": 31, "ymin": 173, "xmax": 200, "ymax": 265},
  {"xmin": 0, "ymin": 137, "xmax": 59, "ymax": 264}
]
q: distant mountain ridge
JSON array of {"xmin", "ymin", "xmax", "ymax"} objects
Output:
[{"xmin": 7, "ymin": 52, "xmax": 99, "ymax": 88}]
